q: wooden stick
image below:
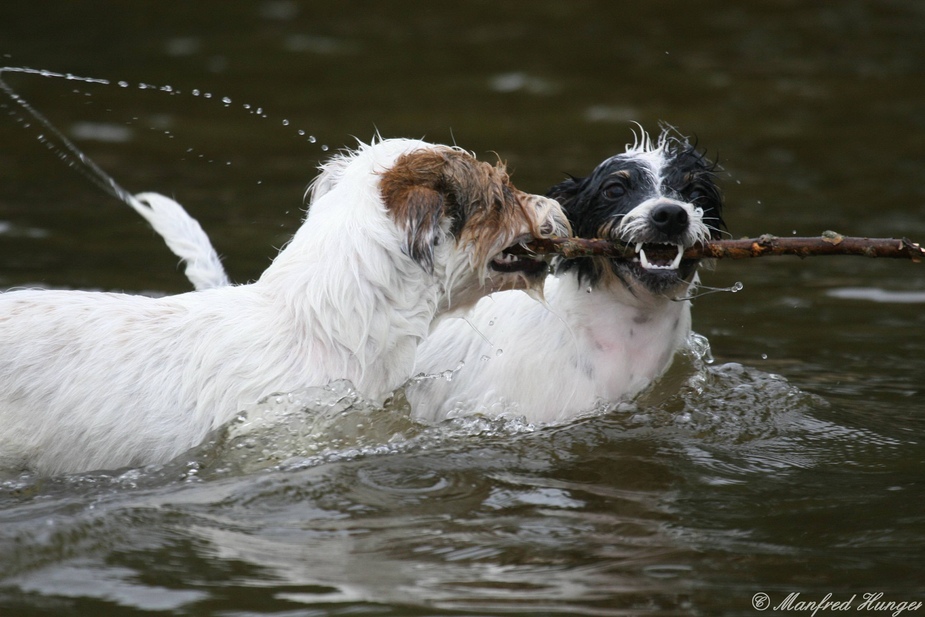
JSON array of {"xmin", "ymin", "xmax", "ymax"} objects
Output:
[{"xmin": 513, "ymin": 232, "xmax": 925, "ymax": 263}]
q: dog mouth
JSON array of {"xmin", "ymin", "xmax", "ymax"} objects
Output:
[
  {"xmin": 489, "ymin": 248, "xmax": 548, "ymax": 276},
  {"xmin": 631, "ymin": 242, "xmax": 686, "ymax": 271},
  {"xmin": 489, "ymin": 236, "xmax": 549, "ymax": 277},
  {"xmin": 614, "ymin": 240, "xmax": 700, "ymax": 293}
]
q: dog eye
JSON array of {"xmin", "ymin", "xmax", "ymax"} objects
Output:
[
  {"xmin": 687, "ymin": 183, "xmax": 712, "ymax": 203},
  {"xmin": 602, "ymin": 182, "xmax": 626, "ymax": 200}
]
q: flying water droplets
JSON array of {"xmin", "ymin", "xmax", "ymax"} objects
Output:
[{"xmin": 1, "ymin": 64, "xmax": 331, "ymax": 212}]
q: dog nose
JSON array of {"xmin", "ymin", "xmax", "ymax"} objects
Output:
[{"xmin": 649, "ymin": 202, "xmax": 689, "ymax": 236}]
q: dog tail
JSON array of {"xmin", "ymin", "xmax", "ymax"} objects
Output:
[{"xmin": 131, "ymin": 192, "xmax": 230, "ymax": 290}]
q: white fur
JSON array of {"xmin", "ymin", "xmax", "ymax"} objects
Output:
[
  {"xmin": 0, "ymin": 138, "xmax": 565, "ymax": 474},
  {"xmin": 130, "ymin": 192, "xmax": 230, "ymax": 290},
  {"xmin": 407, "ymin": 275, "xmax": 693, "ymax": 425}
]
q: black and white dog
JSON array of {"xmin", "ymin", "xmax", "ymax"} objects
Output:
[{"xmin": 407, "ymin": 128, "xmax": 725, "ymax": 423}]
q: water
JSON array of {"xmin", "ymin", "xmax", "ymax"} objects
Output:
[{"xmin": 2, "ymin": 1, "xmax": 925, "ymax": 614}]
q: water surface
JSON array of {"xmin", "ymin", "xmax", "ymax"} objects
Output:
[{"xmin": 1, "ymin": 2, "xmax": 924, "ymax": 615}]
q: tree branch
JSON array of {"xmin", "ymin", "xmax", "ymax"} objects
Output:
[{"xmin": 515, "ymin": 231, "xmax": 925, "ymax": 263}]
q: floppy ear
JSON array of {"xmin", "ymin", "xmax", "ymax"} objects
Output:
[{"xmin": 390, "ymin": 184, "xmax": 447, "ymax": 274}]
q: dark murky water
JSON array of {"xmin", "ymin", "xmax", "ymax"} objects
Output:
[{"xmin": 2, "ymin": 2, "xmax": 924, "ymax": 615}]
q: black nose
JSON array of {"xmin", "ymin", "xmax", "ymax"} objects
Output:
[{"xmin": 649, "ymin": 203, "xmax": 689, "ymax": 237}]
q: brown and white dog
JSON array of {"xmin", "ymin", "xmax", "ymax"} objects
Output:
[{"xmin": 0, "ymin": 138, "xmax": 569, "ymax": 474}]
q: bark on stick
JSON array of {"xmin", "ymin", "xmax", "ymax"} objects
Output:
[{"xmin": 515, "ymin": 232, "xmax": 925, "ymax": 263}]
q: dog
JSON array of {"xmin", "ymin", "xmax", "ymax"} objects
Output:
[
  {"xmin": 0, "ymin": 138, "xmax": 569, "ymax": 474},
  {"xmin": 407, "ymin": 128, "xmax": 725, "ymax": 424}
]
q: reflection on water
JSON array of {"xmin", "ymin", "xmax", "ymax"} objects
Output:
[{"xmin": 2, "ymin": 0, "xmax": 925, "ymax": 614}]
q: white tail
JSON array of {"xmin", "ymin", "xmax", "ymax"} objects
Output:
[{"xmin": 131, "ymin": 193, "xmax": 230, "ymax": 290}]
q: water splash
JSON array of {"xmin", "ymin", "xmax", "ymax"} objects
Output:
[
  {"xmin": 674, "ymin": 280, "xmax": 743, "ymax": 302},
  {"xmin": 0, "ymin": 66, "xmax": 329, "ymax": 207},
  {"xmin": 0, "ymin": 67, "xmax": 138, "ymax": 208},
  {"xmin": 161, "ymin": 373, "xmax": 545, "ymax": 479},
  {"xmin": 686, "ymin": 332, "xmax": 714, "ymax": 364}
]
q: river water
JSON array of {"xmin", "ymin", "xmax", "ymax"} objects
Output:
[{"xmin": 1, "ymin": 2, "xmax": 924, "ymax": 615}]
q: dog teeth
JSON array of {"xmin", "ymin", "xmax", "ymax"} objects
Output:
[
  {"xmin": 670, "ymin": 245, "xmax": 684, "ymax": 269},
  {"xmin": 634, "ymin": 243, "xmax": 685, "ymax": 271},
  {"xmin": 494, "ymin": 253, "xmax": 518, "ymax": 264}
]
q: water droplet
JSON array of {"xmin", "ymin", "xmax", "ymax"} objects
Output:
[
  {"xmin": 321, "ymin": 144, "xmax": 329, "ymax": 151},
  {"xmin": 731, "ymin": 281, "xmax": 744, "ymax": 293},
  {"xmin": 297, "ymin": 129, "xmax": 305, "ymax": 136},
  {"xmin": 222, "ymin": 96, "xmax": 232, "ymax": 105},
  {"xmin": 495, "ymin": 349, "xmax": 504, "ymax": 357},
  {"xmin": 203, "ymin": 92, "xmax": 212, "ymax": 99},
  {"xmin": 480, "ymin": 355, "xmax": 491, "ymax": 362},
  {"xmin": 192, "ymin": 89, "xmax": 200, "ymax": 96},
  {"xmin": 160, "ymin": 85, "xmax": 173, "ymax": 93},
  {"xmin": 760, "ymin": 353, "xmax": 768, "ymax": 360},
  {"xmin": 118, "ymin": 80, "xmax": 129, "ymax": 88},
  {"xmin": 243, "ymin": 103, "xmax": 251, "ymax": 110},
  {"xmin": 282, "ymin": 119, "xmax": 289, "ymax": 126},
  {"xmin": 308, "ymin": 135, "xmax": 317, "ymax": 143}
]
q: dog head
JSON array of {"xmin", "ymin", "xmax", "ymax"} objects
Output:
[
  {"xmin": 548, "ymin": 128, "xmax": 724, "ymax": 297},
  {"xmin": 375, "ymin": 141, "xmax": 570, "ymax": 310}
]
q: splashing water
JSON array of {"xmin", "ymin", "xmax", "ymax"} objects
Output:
[
  {"xmin": 177, "ymin": 378, "xmax": 538, "ymax": 479},
  {"xmin": 0, "ymin": 66, "xmax": 329, "ymax": 210},
  {"xmin": 675, "ymin": 280, "xmax": 744, "ymax": 302}
]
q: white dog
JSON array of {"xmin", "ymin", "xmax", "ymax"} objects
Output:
[
  {"xmin": 0, "ymin": 138, "xmax": 569, "ymax": 474},
  {"xmin": 408, "ymin": 129, "xmax": 726, "ymax": 424}
]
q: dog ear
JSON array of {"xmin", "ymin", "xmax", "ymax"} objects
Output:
[
  {"xmin": 391, "ymin": 185, "xmax": 447, "ymax": 274},
  {"xmin": 380, "ymin": 150, "xmax": 454, "ymax": 274}
]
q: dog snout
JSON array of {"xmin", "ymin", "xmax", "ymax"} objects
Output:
[{"xmin": 649, "ymin": 202, "xmax": 689, "ymax": 237}]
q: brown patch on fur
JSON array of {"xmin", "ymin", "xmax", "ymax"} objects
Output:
[{"xmin": 379, "ymin": 147, "xmax": 539, "ymax": 273}]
